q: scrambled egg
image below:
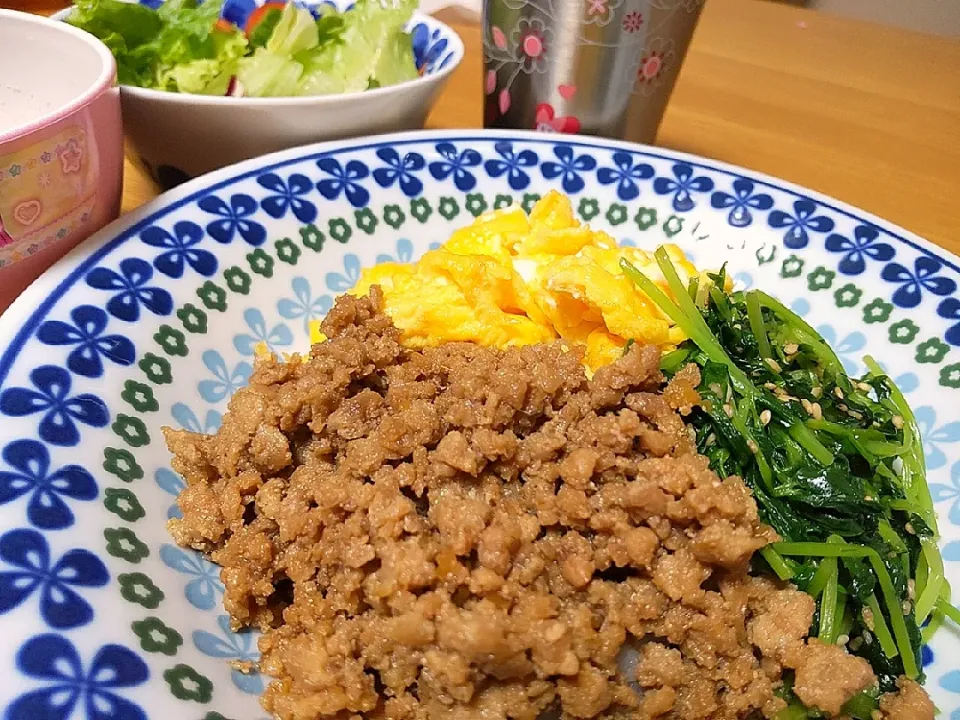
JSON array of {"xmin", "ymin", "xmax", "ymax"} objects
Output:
[{"xmin": 310, "ymin": 191, "xmax": 726, "ymax": 371}]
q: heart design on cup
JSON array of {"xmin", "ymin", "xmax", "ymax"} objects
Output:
[
  {"xmin": 558, "ymin": 84, "xmax": 577, "ymax": 101},
  {"xmin": 13, "ymin": 200, "xmax": 42, "ymax": 226}
]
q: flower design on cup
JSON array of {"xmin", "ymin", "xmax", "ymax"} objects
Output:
[
  {"xmin": 622, "ymin": 11, "xmax": 644, "ymax": 33},
  {"xmin": 534, "ymin": 103, "xmax": 581, "ymax": 134},
  {"xmin": 513, "ymin": 18, "xmax": 552, "ymax": 72},
  {"xmin": 583, "ymin": 0, "xmax": 623, "ymax": 27},
  {"xmin": 635, "ymin": 37, "xmax": 676, "ymax": 95},
  {"xmin": 485, "ymin": 24, "xmax": 510, "ymax": 64}
]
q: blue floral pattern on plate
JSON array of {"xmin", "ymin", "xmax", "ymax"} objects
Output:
[
  {"xmin": 257, "ymin": 173, "xmax": 318, "ymax": 225},
  {"xmin": 0, "ymin": 529, "xmax": 108, "ymax": 629},
  {"xmin": 197, "ymin": 350, "xmax": 252, "ymax": 404},
  {"xmin": 825, "ymin": 224, "xmax": 894, "ymax": 275},
  {"xmin": 0, "ymin": 131, "xmax": 958, "ymax": 718},
  {"xmin": 0, "ymin": 367, "xmax": 108, "ymax": 447},
  {"xmin": 767, "ymin": 199, "xmax": 835, "ymax": 250},
  {"xmin": 484, "ymin": 141, "xmax": 538, "ymax": 191},
  {"xmin": 141, "ymin": 222, "xmax": 217, "ymax": 279},
  {"xmin": 915, "ymin": 407, "xmax": 960, "ymax": 471},
  {"xmin": 710, "ymin": 178, "xmax": 774, "ymax": 227},
  {"xmin": 160, "ymin": 544, "xmax": 224, "ymax": 611},
  {"xmin": 8, "ymin": 634, "xmax": 148, "ymax": 720},
  {"xmin": 277, "ymin": 277, "xmax": 333, "ymax": 334},
  {"xmin": 882, "ymin": 256, "xmax": 957, "ymax": 309},
  {"xmin": 937, "ymin": 297, "xmax": 960, "ymax": 347},
  {"xmin": 652, "ymin": 162, "xmax": 715, "ymax": 212},
  {"xmin": 375, "ymin": 238, "xmax": 415, "ymax": 266},
  {"xmin": 85, "ymin": 259, "xmax": 173, "ymax": 323},
  {"xmin": 326, "ymin": 254, "xmax": 363, "ymax": 293},
  {"xmin": 0, "ymin": 440, "xmax": 97, "ymax": 530},
  {"xmin": 372, "ymin": 148, "xmax": 427, "ymax": 197},
  {"xmin": 428, "ymin": 142, "xmax": 481, "ymax": 192},
  {"xmin": 316, "ymin": 158, "xmax": 370, "ymax": 208},
  {"xmin": 36, "ymin": 306, "xmax": 135, "ymax": 379},
  {"xmin": 232, "ymin": 309, "xmax": 294, "ymax": 356},
  {"xmin": 6, "ymin": 635, "xmax": 149, "ymax": 720},
  {"xmin": 540, "ymin": 145, "xmax": 597, "ymax": 195},
  {"xmin": 596, "ymin": 152, "xmax": 654, "ymax": 202},
  {"xmin": 931, "ymin": 461, "xmax": 960, "ymax": 527},
  {"xmin": 154, "ymin": 468, "xmax": 185, "ymax": 520},
  {"xmin": 199, "ymin": 194, "xmax": 266, "ymax": 246},
  {"xmin": 193, "ymin": 616, "xmax": 264, "ymax": 694},
  {"xmin": 817, "ymin": 325, "xmax": 867, "ymax": 376},
  {"xmin": 170, "ymin": 403, "xmax": 222, "ymax": 435}
]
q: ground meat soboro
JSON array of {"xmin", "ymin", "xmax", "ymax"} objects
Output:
[{"xmin": 165, "ymin": 289, "xmax": 909, "ymax": 720}]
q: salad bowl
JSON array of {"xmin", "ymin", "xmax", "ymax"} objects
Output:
[{"xmin": 57, "ymin": 0, "xmax": 464, "ymax": 188}]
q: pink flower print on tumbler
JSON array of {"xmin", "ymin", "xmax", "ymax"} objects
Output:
[{"xmin": 483, "ymin": 0, "xmax": 705, "ymax": 144}]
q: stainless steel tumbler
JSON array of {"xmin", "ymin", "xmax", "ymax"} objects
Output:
[{"xmin": 482, "ymin": 0, "xmax": 705, "ymax": 143}]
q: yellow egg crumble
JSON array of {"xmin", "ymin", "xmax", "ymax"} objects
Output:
[{"xmin": 310, "ymin": 191, "xmax": 728, "ymax": 371}]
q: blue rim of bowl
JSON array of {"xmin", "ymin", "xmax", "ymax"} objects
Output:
[{"xmin": 48, "ymin": 7, "xmax": 464, "ymax": 106}]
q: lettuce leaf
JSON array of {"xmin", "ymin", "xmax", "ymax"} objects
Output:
[
  {"xmin": 232, "ymin": 3, "xmax": 314, "ymax": 96},
  {"xmin": 264, "ymin": 1, "xmax": 320, "ymax": 55},
  {"xmin": 66, "ymin": 0, "xmax": 163, "ymax": 86},
  {"xmin": 295, "ymin": 0, "xmax": 417, "ymax": 96},
  {"xmin": 67, "ymin": 0, "xmax": 418, "ymax": 97},
  {"xmin": 235, "ymin": 48, "xmax": 303, "ymax": 97},
  {"xmin": 68, "ymin": 0, "xmax": 247, "ymax": 91},
  {"xmin": 369, "ymin": 29, "xmax": 417, "ymax": 88},
  {"xmin": 248, "ymin": 7, "xmax": 283, "ymax": 49},
  {"xmin": 66, "ymin": 0, "xmax": 161, "ymax": 47},
  {"xmin": 160, "ymin": 29, "xmax": 248, "ymax": 94}
]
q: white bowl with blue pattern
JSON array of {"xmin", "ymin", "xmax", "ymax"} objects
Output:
[
  {"xmin": 0, "ymin": 129, "xmax": 958, "ymax": 719},
  {"xmin": 57, "ymin": 0, "xmax": 464, "ymax": 190}
]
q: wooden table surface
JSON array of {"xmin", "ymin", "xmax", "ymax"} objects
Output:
[{"xmin": 115, "ymin": 0, "xmax": 960, "ymax": 251}]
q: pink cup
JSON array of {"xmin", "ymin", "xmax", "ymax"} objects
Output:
[{"xmin": 0, "ymin": 10, "xmax": 123, "ymax": 313}]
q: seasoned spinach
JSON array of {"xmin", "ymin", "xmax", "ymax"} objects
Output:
[{"xmin": 622, "ymin": 249, "xmax": 958, "ymax": 713}]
